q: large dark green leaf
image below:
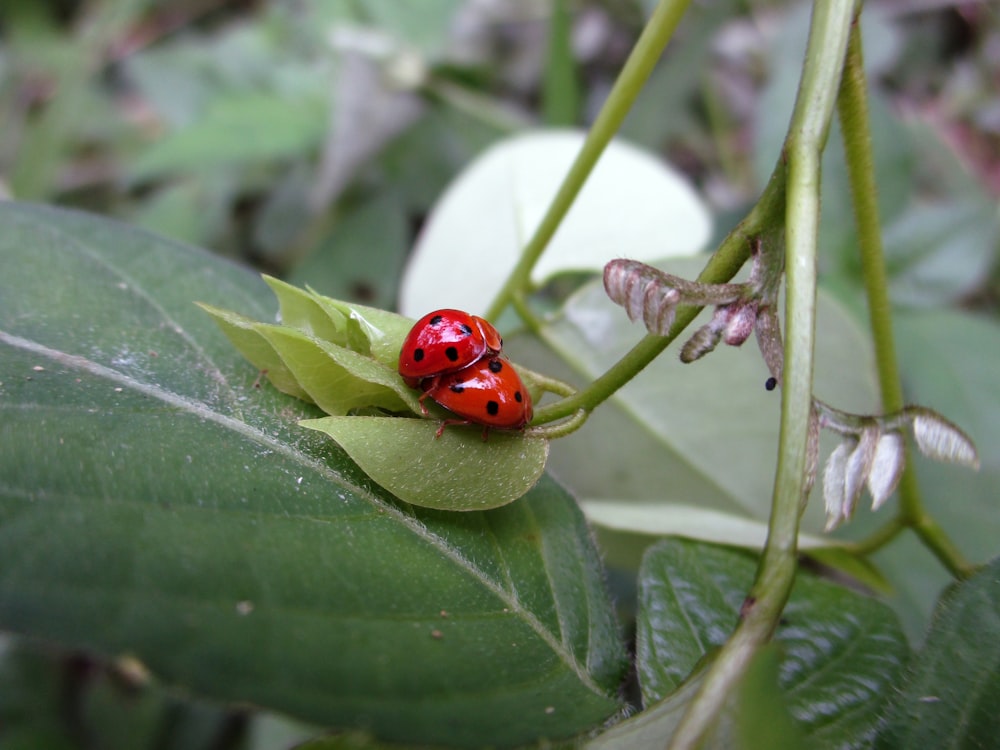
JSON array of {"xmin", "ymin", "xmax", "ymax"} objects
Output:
[
  {"xmin": 877, "ymin": 556, "xmax": 1000, "ymax": 750},
  {"xmin": 635, "ymin": 540, "xmax": 909, "ymax": 748},
  {"xmin": 0, "ymin": 202, "xmax": 625, "ymax": 748}
]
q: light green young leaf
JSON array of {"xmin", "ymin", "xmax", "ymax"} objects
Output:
[
  {"xmin": 309, "ymin": 293, "xmax": 416, "ymax": 368},
  {"xmin": 196, "ymin": 303, "xmax": 312, "ymax": 402},
  {"xmin": 263, "ymin": 275, "xmax": 349, "ymax": 343},
  {"xmin": 253, "ymin": 324, "xmax": 418, "ymax": 415},
  {"xmin": 300, "ymin": 417, "xmax": 549, "ymax": 511},
  {"xmin": 262, "ymin": 275, "xmax": 416, "ymax": 366}
]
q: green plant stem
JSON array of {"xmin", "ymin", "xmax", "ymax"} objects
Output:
[
  {"xmin": 854, "ymin": 514, "xmax": 906, "ymax": 555},
  {"xmin": 835, "ymin": 22, "xmax": 972, "ymax": 578},
  {"xmin": 668, "ymin": 1, "xmax": 858, "ymax": 747},
  {"xmin": 483, "ymin": 0, "xmax": 693, "ymax": 322},
  {"xmin": 542, "ymin": 0, "xmax": 580, "ymax": 126},
  {"xmin": 531, "ymin": 166, "xmax": 787, "ymax": 425},
  {"xmin": 900, "ymin": 469, "xmax": 973, "ymax": 578}
]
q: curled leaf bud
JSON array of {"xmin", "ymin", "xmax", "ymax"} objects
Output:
[{"xmin": 603, "ymin": 260, "xmax": 681, "ymax": 335}]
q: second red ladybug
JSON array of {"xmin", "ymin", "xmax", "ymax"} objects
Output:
[
  {"xmin": 420, "ymin": 356, "xmax": 533, "ymax": 438},
  {"xmin": 398, "ymin": 309, "xmax": 503, "ymax": 388}
]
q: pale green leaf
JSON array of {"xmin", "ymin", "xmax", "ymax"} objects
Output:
[{"xmin": 300, "ymin": 417, "xmax": 549, "ymax": 511}]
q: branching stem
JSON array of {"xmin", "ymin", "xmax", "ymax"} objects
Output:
[
  {"xmin": 531, "ymin": 166, "xmax": 786, "ymax": 424},
  {"xmin": 668, "ymin": 2, "xmax": 858, "ymax": 747}
]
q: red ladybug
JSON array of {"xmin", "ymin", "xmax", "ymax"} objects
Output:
[
  {"xmin": 420, "ymin": 357, "xmax": 533, "ymax": 438},
  {"xmin": 398, "ymin": 309, "xmax": 503, "ymax": 388}
]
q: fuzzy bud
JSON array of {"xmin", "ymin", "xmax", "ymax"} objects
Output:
[
  {"xmin": 721, "ymin": 301, "xmax": 758, "ymax": 347},
  {"xmin": 680, "ymin": 324, "xmax": 723, "ymax": 363},
  {"xmin": 910, "ymin": 410, "xmax": 980, "ymax": 469},
  {"xmin": 867, "ymin": 431, "xmax": 905, "ymax": 511}
]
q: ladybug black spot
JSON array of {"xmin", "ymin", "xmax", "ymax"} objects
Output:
[
  {"xmin": 429, "ymin": 315, "xmax": 443, "ymax": 326},
  {"xmin": 459, "ymin": 324, "xmax": 472, "ymax": 336},
  {"xmin": 445, "ymin": 346, "xmax": 459, "ymax": 362},
  {"xmin": 413, "ymin": 348, "xmax": 425, "ymax": 362},
  {"xmin": 488, "ymin": 359, "xmax": 503, "ymax": 373},
  {"xmin": 486, "ymin": 400, "xmax": 500, "ymax": 416},
  {"xmin": 514, "ymin": 391, "xmax": 523, "ymax": 403},
  {"xmin": 450, "ymin": 384, "xmax": 465, "ymax": 394}
]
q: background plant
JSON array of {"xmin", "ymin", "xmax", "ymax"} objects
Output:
[{"xmin": 1, "ymin": 1, "xmax": 999, "ymax": 749}]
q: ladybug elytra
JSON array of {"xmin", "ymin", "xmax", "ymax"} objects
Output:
[
  {"xmin": 420, "ymin": 356, "xmax": 533, "ymax": 438},
  {"xmin": 398, "ymin": 309, "xmax": 503, "ymax": 388}
]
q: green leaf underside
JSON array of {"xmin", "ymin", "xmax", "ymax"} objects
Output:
[
  {"xmin": 301, "ymin": 417, "xmax": 549, "ymax": 511},
  {"xmin": 877, "ymin": 555, "xmax": 1000, "ymax": 749},
  {"xmin": 636, "ymin": 540, "xmax": 908, "ymax": 748},
  {"xmin": 0, "ymin": 202, "xmax": 625, "ymax": 747}
]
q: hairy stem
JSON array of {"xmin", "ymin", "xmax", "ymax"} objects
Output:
[
  {"xmin": 484, "ymin": 0, "xmax": 693, "ymax": 322},
  {"xmin": 836, "ymin": 21, "xmax": 972, "ymax": 578},
  {"xmin": 668, "ymin": 1, "xmax": 858, "ymax": 747}
]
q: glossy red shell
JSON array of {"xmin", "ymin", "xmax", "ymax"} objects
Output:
[
  {"xmin": 421, "ymin": 357, "xmax": 532, "ymax": 431},
  {"xmin": 398, "ymin": 309, "xmax": 503, "ymax": 388}
]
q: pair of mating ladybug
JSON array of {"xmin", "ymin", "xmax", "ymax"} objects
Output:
[{"xmin": 398, "ymin": 310, "xmax": 533, "ymax": 436}]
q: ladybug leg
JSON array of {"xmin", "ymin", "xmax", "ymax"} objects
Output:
[
  {"xmin": 480, "ymin": 426, "xmax": 491, "ymax": 442},
  {"xmin": 417, "ymin": 375, "xmax": 442, "ymax": 416},
  {"xmin": 418, "ymin": 391, "xmax": 432, "ymax": 416},
  {"xmin": 435, "ymin": 419, "xmax": 471, "ymax": 438}
]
